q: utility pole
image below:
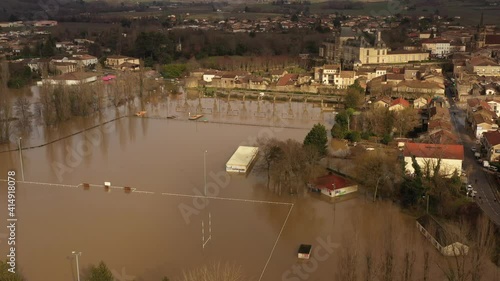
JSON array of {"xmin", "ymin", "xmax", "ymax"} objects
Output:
[
  {"xmin": 204, "ymin": 150, "xmax": 207, "ymax": 197},
  {"xmin": 374, "ymin": 176, "xmax": 389, "ymax": 202},
  {"xmin": 18, "ymin": 137, "xmax": 25, "ymax": 181},
  {"xmin": 426, "ymin": 194, "xmax": 430, "ymax": 214},
  {"xmin": 71, "ymin": 251, "xmax": 82, "ymax": 281}
]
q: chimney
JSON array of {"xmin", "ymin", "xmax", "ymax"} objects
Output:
[{"xmin": 377, "ymin": 30, "xmax": 381, "ymax": 42}]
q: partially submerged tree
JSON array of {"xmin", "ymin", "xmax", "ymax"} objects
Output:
[
  {"xmin": 85, "ymin": 261, "xmax": 114, "ymax": 281},
  {"xmin": 303, "ymin": 123, "xmax": 328, "ymax": 156},
  {"xmin": 0, "ymin": 259, "xmax": 25, "ymax": 281},
  {"xmin": 180, "ymin": 262, "xmax": 245, "ymax": 281},
  {"xmin": 0, "ymin": 94, "xmax": 13, "ymax": 143},
  {"xmin": 14, "ymin": 95, "xmax": 32, "ymax": 133},
  {"xmin": 257, "ymin": 138, "xmax": 323, "ymax": 195}
]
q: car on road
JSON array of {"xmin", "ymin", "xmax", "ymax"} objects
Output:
[
  {"xmin": 471, "ymin": 147, "xmax": 477, "ymax": 152},
  {"xmin": 488, "ymin": 166, "xmax": 498, "ymax": 172}
]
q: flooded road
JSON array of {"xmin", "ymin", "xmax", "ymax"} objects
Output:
[{"xmin": 0, "ymin": 97, "xmax": 498, "ymax": 280}]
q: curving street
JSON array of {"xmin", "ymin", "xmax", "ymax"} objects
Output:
[{"xmin": 447, "ymin": 87, "xmax": 500, "ymax": 226}]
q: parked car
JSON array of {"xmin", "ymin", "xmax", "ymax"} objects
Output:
[{"xmin": 489, "ymin": 166, "xmax": 498, "ymax": 172}]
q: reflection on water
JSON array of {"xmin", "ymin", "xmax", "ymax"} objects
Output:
[{"xmin": 0, "ymin": 90, "xmax": 335, "ymax": 153}]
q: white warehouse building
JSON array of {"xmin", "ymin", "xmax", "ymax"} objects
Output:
[{"xmin": 226, "ymin": 146, "xmax": 259, "ymax": 173}]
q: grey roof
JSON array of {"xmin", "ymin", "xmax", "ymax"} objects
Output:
[{"xmin": 340, "ymin": 27, "xmax": 356, "ymax": 38}]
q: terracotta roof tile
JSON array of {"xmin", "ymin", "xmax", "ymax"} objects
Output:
[
  {"xmin": 312, "ymin": 174, "xmax": 355, "ymax": 191},
  {"xmin": 484, "ymin": 131, "xmax": 500, "ymax": 146},
  {"xmin": 403, "ymin": 142, "xmax": 464, "ymax": 160},
  {"xmin": 390, "ymin": 97, "xmax": 410, "ymax": 107}
]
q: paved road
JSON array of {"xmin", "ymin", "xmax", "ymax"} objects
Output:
[{"xmin": 447, "ymin": 88, "xmax": 500, "ymax": 225}]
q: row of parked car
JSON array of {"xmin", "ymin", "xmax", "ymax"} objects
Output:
[{"xmin": 471, "ymin": 146, "xmax": 499, "ymax": 172}]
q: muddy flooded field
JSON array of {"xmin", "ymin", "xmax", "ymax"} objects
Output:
[{"xmin": 0, "ymin": 99, "xmax": 498, "ymax": 280}]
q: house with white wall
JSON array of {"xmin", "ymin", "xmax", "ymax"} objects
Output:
[{"xmin": 403, "ymin": 142, "xmax": 464, "ymax": 177}]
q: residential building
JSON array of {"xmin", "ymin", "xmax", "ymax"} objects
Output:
[
  {"xmin": 465, "ymin": 56, "xmax": 500, "ymax": 76},
  {"xmin": 202, "ymin": 70, "xmax": 220, "ymax": 82},
  {"xmin": 105, "ymin": 55, "xmax": 140, "ymax": 70},
  {"xmin": 335, "ymin": 71, "xmax": 356, "ymax": 89},
  {"xmin": 392, "ymin": 80, "xmax": 446, "ymax": 96},
  {"xmin": 72, "ymin": 54, "xmax": 98, "ymax": 67},
  {"xmin": 270, "ymin": 69, "xmax": 288, "ymax": 82},
  {"xmin": 403, "ymin": 142, "xmax": 464, "ymax": 177},
  {"xmin": 50, "ymin": 61, "xmax": 77, "ymax": 74},
  {"xmin": 425, "ymin": 129, "xmax": 459, "ymax": 145},
  {"xmin": 486, "ymin": 99, "xmax": 500, "ymax": 117},
  {"xmin": 471, "ymin": 112, "xmax": 498, "ymax": 139},
  {"xmin": 389, "ymin": 97, "xmax": 410, "ymax": 111},
  {"xmin": 373, "ymin": 96, "xmax": 391, "ymax": 108},
  {"xmin": 413, "ymin": 97, "xmax": 429, "ymax": 108},
  {"xmin": 421, "ymin": 38, "xmax": 451, "ymax": 57},
  {"xmin": 319, "ymin": 64, "xmax": 341, "ymax": 85},
  {"xmin": 40, "ymin": 72, "xmax": 97, "ymax": 86},
  {"xmin": 482, "ymin": 131, "xmax": 500, "ymax": 162}
]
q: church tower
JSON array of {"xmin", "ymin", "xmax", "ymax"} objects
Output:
[{"xmin": 476, "ymin": 13, "xmax": 486, "ymax": 50}]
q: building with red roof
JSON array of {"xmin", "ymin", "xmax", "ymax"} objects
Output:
[
  {"xmin": 403, "ymin": 142, "xmax": 464, "ymax": 177},
  {"xmin": 308, "ymin": 173, "xmax": 358, "ymax": 198},
  {"xmin": 389, "ymin": 97, "xmax": 410, "ymax": 112},
  {"xmin": 276, "ymin": 74, "xmax": 299, "ymax": 87},
  {"xmin": 482, "ymin": 131, "xmax": 500, "ymax": 162}
]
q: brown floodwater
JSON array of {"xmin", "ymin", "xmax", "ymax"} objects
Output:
[{"xmin": 0, "ymin": 93, "xmax": 498, "ymax": 281}]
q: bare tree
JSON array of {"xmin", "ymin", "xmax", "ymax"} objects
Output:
[
  {"xmin": 394, "ymin": 107, "xmax": 420, "ymax": 138},
  {"xmin": 38, "ymin": 84, "xmax": 57, "ymax": 125},
  {"xmin": 400, "ymin": 248, "xmax": 416, "ymax": 281},
  {"xmin": 336, "ymin": 234, "xmax": 359, "ymax": 281},
  {"xmin": 423, "ymin": 251, "xmax": 430, "ymax": 281},
  {"xmin": 14, "ymin": 96, "xmax": 33, "ymax": 133},
  {"xmin": 180, "ymin": 262, "xmax": 245, "ymax": 281},
  {"xmin": 469, "ymin": 216, "xmax": 496, "ymax": 281},
  {"xmin": 437, "ymin": 216, "xmax": 495, "ymax": 281},
  {"xmin": 257, "ymin": 137, "xmax": 283, "ymax": 189},
  {"xmin": 0, "ymin": 94, "xmax": 13, "ymax": 143},
  {"xmin": 354, "ymin": 150, "xmax": 401, "ymax": 198},
  {"xmin": 256, "ymin": 138, "xmax": 323, "ymax": 195}
]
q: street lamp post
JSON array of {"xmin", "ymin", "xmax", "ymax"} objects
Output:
[
  {"xmin": 204, "ymin": 150, "xmax": 207, "ymax": 197},
  {"xmin": 18, "ymin": 137, "xmax": 25, "ymax": 181},
  {"xmin": 71, "ymin": 251, "xmax": 82, "ymax": 281}
]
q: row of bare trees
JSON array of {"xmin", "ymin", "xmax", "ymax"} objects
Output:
[
  {"xmin": 177, "ymin": 213, "xmax": 496, "ymax": 281},
  {"xmin": 37, "ymin": 83, "xmax": 104, "ymax": 126}
]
